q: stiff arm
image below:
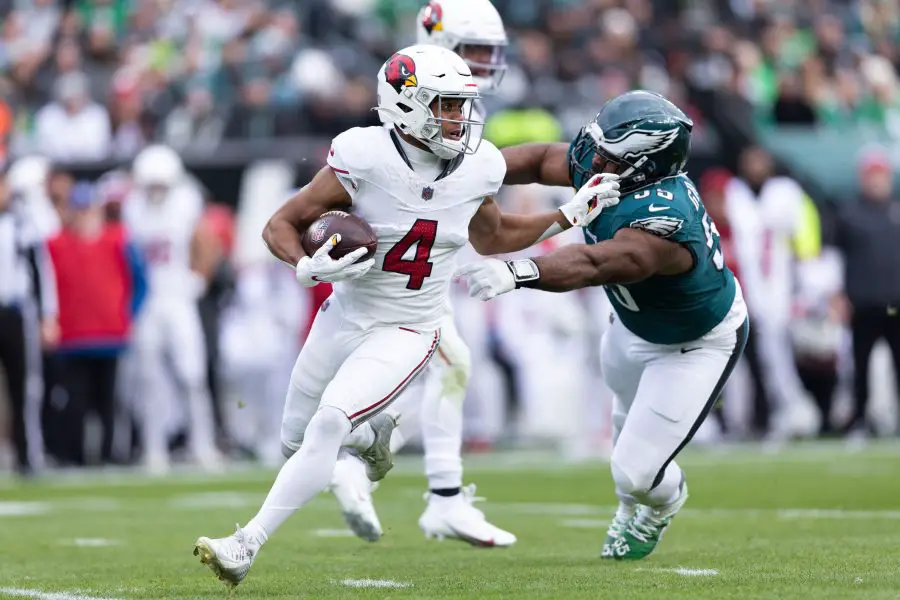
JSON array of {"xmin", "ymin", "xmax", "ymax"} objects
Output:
[{"xmin": 501, "ymin": 142, "xmax": 571, "ymax": 186}]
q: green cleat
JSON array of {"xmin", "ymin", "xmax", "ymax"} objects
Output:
[
  {"xmin": 609, "ymin": 482, "xmax": 689, "ymax": 561},
  {"xmin": 600, "ymin": 503, "xmax": 637, "ymax": 559}
]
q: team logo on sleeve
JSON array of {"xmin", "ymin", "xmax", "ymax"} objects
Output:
[
  {"xmin": 421, "ymin": 2, "xmax": 444, "ymax": 34},
  {"xmin": 629, "ymin": 215, "xmax": 684, "ymax": 238},
  {"xmin": 385, "ymin": 53, "xmax": 418, "ymax": 93}
]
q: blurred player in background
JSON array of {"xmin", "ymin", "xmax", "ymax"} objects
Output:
[
  {"xmin": 727, "ymin": 147, "xmax": 813, "ymax": 439},
  {"xmin": 193, "ymin": 45, "xmax": 618, "ymax": 586},
  {"xmin": 459, "ymin": 91, "xmax": 749, "ymax": 560},
  {"xmin": 123, "ymin": 144, "xmax": 221, "ymax": 474},
  {"xmin": 328, "ymin": 0, "xmax": 520, "ymax": 548}
]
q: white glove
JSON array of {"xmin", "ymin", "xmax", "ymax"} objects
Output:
[
  {"xmin": 559, "ymin": 173, "xmax": 621, "ymax": 228},
  {"xmin": 295, "ymin": 233, "xmax": 375, "ymax": 287},
  {"xmin": 455, "ymin": 259, "xmax": 518, "ymax": 301}
]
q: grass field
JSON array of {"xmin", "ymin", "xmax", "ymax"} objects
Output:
[{"xmin": 3, "ymin": 442, "xmax": 900, "ymax": 600}]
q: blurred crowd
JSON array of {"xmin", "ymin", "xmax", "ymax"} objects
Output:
[
  {"xmin": 1, "ymin": 0, "xmax": 899, "ymax": 477},
  {"xmin": 3, "ymin": 0, "xmax": 899, "ymax": 165}
]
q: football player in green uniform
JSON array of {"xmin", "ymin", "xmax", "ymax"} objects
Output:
[{"xmin": 463, "ymin": 90, "xmax": 750, "ymax": 560}]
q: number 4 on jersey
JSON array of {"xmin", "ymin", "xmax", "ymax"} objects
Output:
[{"xmin": 383, "ymin": 218, "xmax": 438, "ymax": 290}]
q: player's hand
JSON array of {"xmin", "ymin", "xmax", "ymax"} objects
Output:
[
  {"xmin": 455, "ymin": 259, "xmax": 516, "ymax": 301},
  {"xmin": 559, "ymin": 173, "xmax": 620, "ymax": 228},
  {"xmin": 295, "ymin": 234, "xmax": 374, "ymax": 287}
]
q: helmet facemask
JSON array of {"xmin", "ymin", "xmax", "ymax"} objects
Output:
[
  {"xmin": 456, "ymin": 41, "xmax": 507, "ymax": 92},
  {"xmin": 380, "ymin": 86, "xmax": 484, "ymax": 160}
]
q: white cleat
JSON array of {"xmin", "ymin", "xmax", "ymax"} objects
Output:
[
  {"xmin": 419, "ymin": 484, "xmax": 517, "ymax": 548},
  {"xmin": 193, "ymin": 525, "xmax": 256, "ymax": 587},
  {"xmin": 359, "ymin": 412, "xmax": 399, "ymax": 482},
  {"xmin": 329, "ymin": 454, "xmax": 383, "ymax": 542}
]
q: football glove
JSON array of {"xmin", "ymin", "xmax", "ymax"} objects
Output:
[
  {"xmin": 295, "ymin": 233, "xmax": 374, "ymax": 287},
  {"xmin": 455, "ymin": 258, "xmax": 533, "ymax": 301},
  {"xmin": 559, "ymin": 173, "xmax": 621, "ymax": 228}
]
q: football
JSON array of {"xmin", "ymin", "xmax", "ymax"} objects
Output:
[{"xmin": 300, "ymin": 210, "xmax": 377, "ymax": 262}]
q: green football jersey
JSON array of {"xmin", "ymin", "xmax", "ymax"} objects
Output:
[{"xmin": 584, "ymin": 174, "xmax": 736, "ymax": 344}]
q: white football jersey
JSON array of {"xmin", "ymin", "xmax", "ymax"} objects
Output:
[
  {"xmin": 327, "ymin": 126, "xmax": 505, "ymax": 330},
  {"xmin": 124, "ymin": 183, "xmax": 204, "ymax": 298}
]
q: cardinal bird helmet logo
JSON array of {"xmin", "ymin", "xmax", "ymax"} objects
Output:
[
  {"xmin": 384, "ymin": 53, "xmax": 418, "ymax": 93},
  {"xmin": 421, "ymin": 2, "xmax": 444, "ymax": 34}
]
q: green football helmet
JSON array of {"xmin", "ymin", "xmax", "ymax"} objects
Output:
[{"xmin": 568, "ymin": 90, "xmax": 693, "ymax": 193}]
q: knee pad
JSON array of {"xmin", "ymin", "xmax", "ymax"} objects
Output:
[
  {"xmin": 610, "ymin": 451, "xmax": 656, "ymax": 498},
  {"xmin": 305, "ymin": 406, "xmax": 351, "ymax": 442}
]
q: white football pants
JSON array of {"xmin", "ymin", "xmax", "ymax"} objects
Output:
[
  {"xmin": 132, "ymin": 296, "xmax": 218, "ymax": 464},
  {"xmin": 603, "ymin": 291, "xmax": 748, "ymax": 508},
  {"xmin": 280, "ymin": 294, "xmax": 440, "ymax": 454}
]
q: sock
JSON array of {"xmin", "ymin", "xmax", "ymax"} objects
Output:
[
  {"xmin": 430, "ymin": 487, "xmax": 461, "ymax": 497},
  {"xmin": 242, "ymin": 407, "xmax": 350, "ymax": 549},
  {"xmin": 343, "ymin": 422, "xmax": 375, "ymax": 452}
]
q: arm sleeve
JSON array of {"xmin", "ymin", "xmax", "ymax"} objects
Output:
[{"xmin": 25, "ymin": 242, "xmax": 58, "ymax": 319}]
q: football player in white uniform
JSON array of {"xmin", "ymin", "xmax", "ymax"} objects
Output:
[
  {"xmin": 193, "ymin": 44, "xmax": 619, "ymax": 587},
  {"xmin": 327, "ymin": 0, "xmax": 519, "ymax": 547},
  {"xmin": 123, "ymin": 145, "xmax": 221, "ymax": 474}
]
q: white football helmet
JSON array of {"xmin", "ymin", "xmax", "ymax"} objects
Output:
[
  {"xmin": 7, "ymin": 155, "xmax": 50, "ymax": 194},
  {"xmin": 416, "ymin": 0, "xmax": 507, "ymax": 92},
  {"xmin": 133, "ymin": 144, "xmax": 184, "ymax": 189},
  {"xmin": 376, "ymin": 44, "xmax": 483, "ymax": 160}
]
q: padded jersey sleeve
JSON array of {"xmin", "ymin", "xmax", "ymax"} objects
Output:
[
  {"xmin": 607, "ymin": 196, "xmax": 692, "ymax": 243},
  {"xmin": 477, "ymin": 139, "xmax": 507, "ymax": 197},
  {"xmin": 326, "ymin": 127, "xmax": 379, "ymax": 202}
]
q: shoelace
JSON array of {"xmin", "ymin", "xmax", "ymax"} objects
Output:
[
  {"xmin": 228, "ymin": 524, "xmax": 253, "ymax": 561},
  {"xmin": 607, "ymin": 511, "xmax": 632, "ymax": 538},
  {"xmin": 626, "ymin": 513, "xmax": 665, "ymax": 544}
]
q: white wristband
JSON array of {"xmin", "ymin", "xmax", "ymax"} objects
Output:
[{"xmin": 536, "ymin": 221, "xmax": 564, "ymax": 244}]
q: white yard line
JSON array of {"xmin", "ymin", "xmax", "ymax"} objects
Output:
[
  {"xmin": 0, "ymin": 588, "xmax": 121, "ymax": 600},
  {"xmin": 334, "ymin": 579, "xmax": 412, "ymax": 589},
  {"xmin": 0, "ymin": 502, "xmax": 51, "ymax": 517},
  {"xmin": 64, "ymin": 539, "xmax": 121, "ymax": 548},
  {"xmin": 312, "ymin": 529, "xmax": 357, "ymax": 538},
  {"xmin": 637, "ymin": 568, "xmax": 719, "ymax": 577},
  {"xmin": 555, "ymin": 506, "xmax": 900, "ymax": 527}
]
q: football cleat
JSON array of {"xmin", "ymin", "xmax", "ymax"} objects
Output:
[
  {"xmin": 193, "ymin": 525, "xmax": 256, "ymax": 587},
  {"xmin": 419, "ymin": 484, "xmax": 517, "ymax": 547},
  {"xmin": 329, "ymin": 454, "xmax": 383, "ymax": 542},
  {"xmin": 611, "ymin": 481, "xmax": 689, "ymax": 560},
  {"xmin": 359, "ymin": 412, "xmax": 399, "ymax": 482},
  {"xmin": 600, "ymin": 502, "xmax": 638, "ymax": 559}
]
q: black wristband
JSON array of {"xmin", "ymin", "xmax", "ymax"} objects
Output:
[{"xmin": 505, "ymin": 259, "xmax": 541, "ymax": 289}]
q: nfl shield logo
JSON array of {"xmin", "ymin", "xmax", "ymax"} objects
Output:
[{"xmin": 422, "ymin": 186, "xmax": 434, "ymax": 201}]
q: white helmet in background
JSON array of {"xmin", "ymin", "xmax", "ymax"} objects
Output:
[
  {"xmin": 133, "ymin": 144, "xmax": 184, "ymax": 190},
  {"xmin": 7, "ymin": 155, "xmax": 50, "ymax": 194},
  {"xmin": 416, "ymin": 0, "xmax": 507, "ymax": 92},
  {"xmin": 376, "ymin": 44, "xmax": 483, "ymax": 160}
]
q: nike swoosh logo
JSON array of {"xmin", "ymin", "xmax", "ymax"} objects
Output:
[
  {"xmin": 680, "ymin": 347, "xmax": 701, "ymax": 354},
  {"xmin": 648, "ymin": 205, "xmax": 670, "ymax": 212}
]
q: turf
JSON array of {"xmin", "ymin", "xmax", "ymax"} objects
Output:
[{"xmin": 2, "ymin": 442, "xmax": 900, "ymax": 600}]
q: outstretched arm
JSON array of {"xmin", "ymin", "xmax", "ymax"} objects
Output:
[
  {"xmin": 262, "ymin": 166, "xmax": 351, "ymax": 266},
  {"xmin": 457, "ymin": 228, "xmax": 693, "ymax": 300},
  {"xmin": 501, "ymin": 142, "xmax": 571, "ymax": 186},
  {"xmin": 468, "ymin": 195, "xmax": 568, "ymax": 255},
  {"xmin": 524, "ymin": 229, "xmax": 683, "ymax": 292}
]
